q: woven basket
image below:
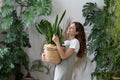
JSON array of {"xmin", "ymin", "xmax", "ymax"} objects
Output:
[{"xmin": 44, "ymin": 44, "xmax": 61, "ymax": 64}]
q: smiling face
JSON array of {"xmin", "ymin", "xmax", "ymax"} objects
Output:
[{"xmin": 67, "ymin": 23, "xmax": 78, "ymax": 36}]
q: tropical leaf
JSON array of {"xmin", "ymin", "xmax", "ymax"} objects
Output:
[
  {"xmin": 4, "ymin": 0, "xmax": 15, "ymax": 5},
  {"xmin": 31, "ymin": 0, "xmax": 52, "ymax": 16},
  {"xmin": 1, "ymin": 17, "xmax": 13, "ymax": 30},
  {"xmin": 21, "ymin": 11, "xmax": 37, "ymax": 27},
  {"xmin": 1, "ymin": 5, "xmax": 14, "ymax": 17}
]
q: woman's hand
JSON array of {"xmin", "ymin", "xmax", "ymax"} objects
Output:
[
  {"xmin": 41, "ymin": 44, "xmax": 48, "ymax": 61},
  {"xmin": 41, "ymin": 53, "xmax": 46, "ymax": 61},
  {"xmin": 52, "ymin": 34, "xmax": 59, "ymax": 45}
]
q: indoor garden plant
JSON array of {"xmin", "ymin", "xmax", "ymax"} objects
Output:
[
  {"xmin": 36, "ymin": 10, "xmax": 66, "ymax": 64},
  {"xmin": 0, "ymin": 0, "xmax": 52, "ymax": 80},
  {"xmin": 82, "ymin": 0, "xmax": 120, "ymax": 80},
  {"xmin": 23, "ymin": 59, "xmax": 49, "ymax": 80}
]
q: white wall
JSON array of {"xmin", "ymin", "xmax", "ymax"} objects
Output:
[{"xmin": 27, "ymin": 0, "xmax": 104, "ymax": 80}]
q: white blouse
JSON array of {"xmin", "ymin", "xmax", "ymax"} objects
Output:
[{"xmin": 63, "ymin": 38, "xmax": 80, "ymax": 53}]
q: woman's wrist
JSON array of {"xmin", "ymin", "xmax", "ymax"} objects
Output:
[{"xmin": 55, "ymin": 41, "xmax": 60, "ymax": 46}]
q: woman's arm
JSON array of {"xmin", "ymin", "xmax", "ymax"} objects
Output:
[{"xmin": 52, "ymin": 35, "xmax": 75, "ymax": 59}]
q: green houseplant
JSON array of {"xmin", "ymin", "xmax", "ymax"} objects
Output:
[
  {"xmin": 36, "ymin": 10, "xmax": 66, "ymax": 64},
  {"xmin": 82, "ymin": 0, "xmax": 120, "ymax": 80},
  {"xmin": 0, "ymin": 0, "xmax": 52, "ymax": 80},
  {"xmin": 23, "ymin": 59, "xmax": 49, "ymax": 80}
]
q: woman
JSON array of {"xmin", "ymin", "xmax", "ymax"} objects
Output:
[
  {"xmin": 53, "ymin": 21, "xmax": 86, "ymax": 80},
  {"xmin": 42, "ymin": 22, "xmax": 86, "ymax": 80}
]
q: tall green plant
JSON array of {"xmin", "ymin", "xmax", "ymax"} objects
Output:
[
  {"xmin": 36, "ymin": 10, "xmax": 66, "ymax": 46},
  {"xmin": 82, "ymin": 0, "xmax": 120, "ymax": 80},
  {"xmin": 0, "ymin": 0, "xmax": 52, "ymax": 80}
]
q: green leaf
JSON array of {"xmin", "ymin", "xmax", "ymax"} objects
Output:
[
  {"xmin": 21, "ymin": 11, "xmax": 37, "ymax": 27},
  {"xmin": 53, "ymin": 15, "xmax": 58, "ymax": 34},
  {"xmin": 31, "ymin": 0, "xmax": 52, "ymax": 16},
  {"xmin": 12, "ymin": 48, "xmax": 29, "ymax": 68},
  {"xmin": 1, "ymin": 5, "xmax": 14, "ymax": 17},
  {"xmin": 58, "ymin": 10, "xmax": 66, "ymax": 25},
  {"xmin": 4, "ymin": 33, "xmax": 16, "ymax": 43},
  {"xmin": 1, "ymin": 17, "xmax": 13, "ymax": 30},
  {"xmin": 4, "ymin": 0, "xmax": 15, "ymax": 5}
]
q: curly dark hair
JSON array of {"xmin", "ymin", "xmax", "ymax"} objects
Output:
[
  {"xmin": 64, "ymin": 22, "xmax": 86, "ymax": 58},
  {"xmin": 72, "ymin": 22, "xmax": 87, "ymax": 58}
]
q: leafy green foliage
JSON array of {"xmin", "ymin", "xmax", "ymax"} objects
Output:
[
  {"xmin": 0, "ymin": 0, "xmax": 52, "ymax": 79},
  {"xmin": 0, "ymin": 48, "xmax": 14, "ymax": 79},
  {"xmin": 36, "ymin": 10, "xmax": 66, "ymax": 46},
  {"xmin": 0, "ymin": 0, "xmax": 52, "ymax": 28},
  {"xmin": 23, "ymin": 59, "xmax": 49, "ymax": 78},
  {"xmin": 31, "ymin": 60, "xmax": 49, "ymax": 74},
  {"xmin": 82, "ymin": 0, "xmax": 120, "ymax": 80}
]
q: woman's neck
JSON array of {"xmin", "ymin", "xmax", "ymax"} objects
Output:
[{"xmin": 68, "ymin": 35, "xmax": 75, "ymax": 40}]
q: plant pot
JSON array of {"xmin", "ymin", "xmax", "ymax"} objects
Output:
[
  {"xmin": 44, "ymin": 44, "xmax": 61, "ymax": 64},
  {"xmin": 112, "ymin": 77, "xmax": 120, "ymax": 80},
  {"xmin": 8, "ymin": 74, "xmax": 15, "ymax": 80}
]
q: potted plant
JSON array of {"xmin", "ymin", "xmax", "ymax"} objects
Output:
[
  {"xmin": 35, "ymin": 10, "xmax": 66, "ymax": 64},
  {"xmin": 0, "ymin": 0, "xmax": 52, "ymax": 80},
  {"xmin": 23, "ymin": 59, "xmax": 49, "ymax": 80},
  {"xmin": 82, "ymin": 0, "xmax": 120, "ymax": 80}
]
